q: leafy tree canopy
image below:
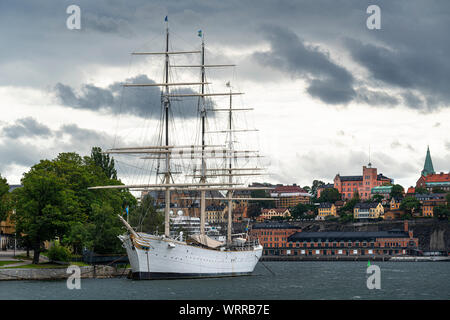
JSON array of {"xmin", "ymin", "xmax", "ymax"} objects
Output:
[
  {"xmin": 390, "ymin": 184, "xmax": 405, "ymax": 199},
  {"xmin": 0, "ymin": 174, "xmax": 11, "ymax": 222},
  {"xmin": 13, "ymin": 149, "xmax": 136, "ymax": 263},
  {"xmin": 318, "ymin": 188, "xmax": 341, "ymax": 203}
]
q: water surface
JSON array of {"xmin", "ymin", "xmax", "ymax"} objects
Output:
[{"xmin": 1, "ymin": 261, "xmax": 449, "ymax": 300}]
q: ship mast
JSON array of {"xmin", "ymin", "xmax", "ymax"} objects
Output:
[
  {"xmin": 163, "ymin": 19, "xmax": 171, "ymax": 237},
  {"xmin": 226, "ymin": 83, "xmax": 233, "ymax": 245},
  {"xmin": 200, "ymin": 34, "xmax": 206, "ymax": 236}
]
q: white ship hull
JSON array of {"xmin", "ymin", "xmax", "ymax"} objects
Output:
[{"xmin": 119, "ymin": 233, "xmax": 263, "ymax": 280}]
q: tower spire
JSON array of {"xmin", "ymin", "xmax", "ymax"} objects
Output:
[{"xmin": 421, "ymin": 145, "xmax": 435, "ymax": 177}]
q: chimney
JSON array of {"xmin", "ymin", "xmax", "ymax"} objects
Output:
[{"xmin": 403, "ymin": 220, "xmax": 409, "ymax": 232}]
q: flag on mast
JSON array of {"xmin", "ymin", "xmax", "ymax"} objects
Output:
[
  {"xmin": 164, "ymin": 16, "xmax": 168, "ymax": 22},
  {"xmin": 198, "ymin": 30, "xmax": 202, "ymax": 37}
]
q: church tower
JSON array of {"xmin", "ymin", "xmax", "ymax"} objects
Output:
[{"xmin": 421, "ymin": 146, "xmax": 435, "ymax": 177}]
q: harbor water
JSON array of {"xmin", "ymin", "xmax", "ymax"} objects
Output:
[{"xmin": 1, "ymin": 261, "xmax": 449, "ymax": 300}]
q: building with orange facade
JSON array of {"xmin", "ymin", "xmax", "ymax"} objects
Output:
[
  {"xmin": 416, "ymin": 172, "xmax": 450, "ymax": 193},
  {"xmin": 250, "ymin": 222, "xmax": 301, "ymax": 256},
  {"xmin": 334, "ymin": 163, "xmax": 392, "ymax": 200},
  {"xmin": 270, "ymin": 184, "xmax": 311, "ymax": 208},
  {"xmin": 286, "ymin": 221, "xmax": 418, "ymax": 257},
  {"xmin": 415, "ymin": 146, "xmax": 450, "ymax": 193}
]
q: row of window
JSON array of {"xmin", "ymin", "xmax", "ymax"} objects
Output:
[{"xmin": 286, "ymin": 241, "xmax": 408, "ymax": 248}]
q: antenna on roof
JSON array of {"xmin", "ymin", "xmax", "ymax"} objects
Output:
[{"xmin": 368, "ymin": 145, "xmax": 372, "ymax": 168}]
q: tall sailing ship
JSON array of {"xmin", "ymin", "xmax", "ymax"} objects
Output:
[{"xmin": 89, "ymin": 19, "xmax": 271, "ymax": 279}]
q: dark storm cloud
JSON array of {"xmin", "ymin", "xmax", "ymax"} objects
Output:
[
  {"xmin": 355, "ymin": 87, "xmax": 399, "ymax": 107},
  {"xmin": 1, "ymin": 0, "xmax": 450, "ymax": 111},
  {"xmin": 54, "ymin": 75, "xmax": 202, "ymax": 118},
  {"xmin": 253, "ymin": 25, "xmax": 356, "ymax": 105},
  {"xmin": 2, "ymin": 117, "xmax": 52, "ymax": 139},
  {"xmin": 0, "ymin": 119, "xmax": 125, "ymax": 173}
]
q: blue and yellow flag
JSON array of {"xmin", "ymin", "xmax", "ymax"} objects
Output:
[
  {"xmin": 164, "ymin": 16, "xmax": 168, "ymax": 22},
  {"xmin": 198, "ymin": 30, "xmax": 202, "ymax": 37}
]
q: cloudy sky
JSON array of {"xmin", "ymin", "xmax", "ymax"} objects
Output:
[{"xmin": 1, "ymin": 0, "xmax": 449, "ymax": 190}]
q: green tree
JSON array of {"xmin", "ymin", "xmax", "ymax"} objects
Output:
[
  {"xmin": 432, "ymin": 187, "xmax": 446, "ymax": 194},
  {"xmin": 91, "ymin": 147, "xmax": 117, "ymax": 180},
  {"xmin": 340, "ymin": 196, "xmax": 360, "ymax": 215},
  {"xmin": 390, "ymin": 184, "xmax": 405, "ymax": 199},
  {"xmin": 372, "ymin": 194, "xmax": 384, "ymax": 203},
  {"xmin": 0, "ymin": 174, "xmax": 11, "ymax": 222},
  {"xmin": 291, "ymin": 203, "xmax": 316, "ymax": 219},
  {"xmin": 400, "ymin": 196, "xmax": 421, "ymax": 216},
  {"xmin": 318, "ymin": 188, "xmax": 341, "ymax": 203},
  {"xmin": 311, "ymin": 180, "xmax": 325, "ymax": 198},
  {"xmin": 414, "ymin": 187, "xmax": 428, "ymax": 194},
  {"xmin": 248, "ymin": 189, "xmax": 275, "ymax": 218},
  {"xmin": 13, "ymin": 160, "xmax": 83, "ymax": 264},
  {"xmin": 129, "ymin": 195, "xmax": 164, "ymax": 234},
  {"xmin": 13, "ymin": 152, "xmax": 136, "ymax": 263},
  {"xmin": 434, "ymin": 204, "xmax": 450, "ymax": 220}
]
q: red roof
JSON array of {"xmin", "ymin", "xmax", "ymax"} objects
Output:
[
  {"xmin": 407, "ymin": 187, "xmax": 415, "ymax": 194},
  {"xmin": 424, "ymin": 173, "xmax": 450, "ymax": 182},
  {"xmin": 273, "ymin": 185, "xmax": 304, "ymax": 193}
]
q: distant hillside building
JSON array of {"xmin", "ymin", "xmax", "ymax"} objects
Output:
[
  {"xmin": 317, "ymin": 202, "xmax": 337, "ymax": 220},
  {"xmin": 270, "ymin": 184, "xmax": 312, "ymax": 208},
  {"xmin": 415, "ymin": 146, "xmax": 450, "ymax": 192},
  {"xmin": 334, "ymin": 164, "xmax": 393, "ymax": 200},
  {"xmin": 416, "ymin": 172, "xmax": 450, "ymax": 193},
  {"xmin": 257, "ymin": 208, "xmax": 291, "ymax": 222},
  {"xmin": 353, "ymin": 202, "xmax": 384, "ymax": 220}
]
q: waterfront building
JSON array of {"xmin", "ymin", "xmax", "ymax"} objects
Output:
[
  {"xmin": 316, "ymin": 202, "xmax": 337, "ymax": 220},
  {"xmin": 270, "ymin": 184, "xmax": 312, "ymax": 208},
  {"xmin": 250, "ymin": 222, "xmax": 301, "ymax": 255},
  {"xmin": 257, "ymin": 208, "xmax": 291, "ymax": 222},
  {"xmin": 353, "ymin": 202, "xmax": 384, "ymax": 220},
  {"xmin": 334, "ymin": 164, "xmax": 393, "ymax": 200},
  {"xmin": 286, "ymin": 221, "xmax": 418, "ymax": 257}
]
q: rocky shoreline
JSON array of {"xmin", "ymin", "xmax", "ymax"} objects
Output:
[{"xmin": 0, "ymin": 265, "xmax": 130, "ymax": 281}]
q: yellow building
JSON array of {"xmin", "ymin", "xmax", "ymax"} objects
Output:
[
  {"xmin": 258, "ymin": 208, "xmax": 291, "ymax": 221},
  {"xmin": 317, "ymin": 202, "xmax": 337, "ymax": 220},
  {"xmin": 354, "ymin": 202, "xmax": 384, "ymax": 219},
  {"xmin": 390, "ymin": 197, "xmax": 402, "ymax": 210},
  {"xmin": 205, "ymin": 205, "xmax": 227, "ymax": 224}
]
